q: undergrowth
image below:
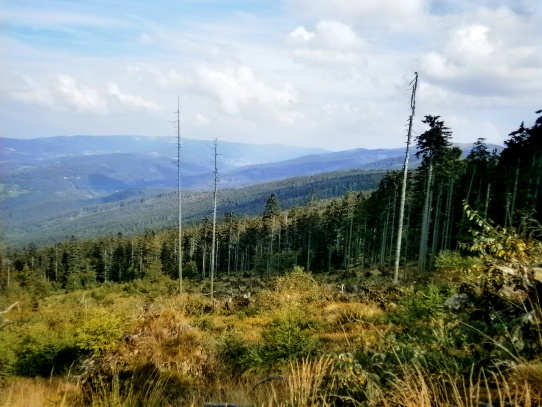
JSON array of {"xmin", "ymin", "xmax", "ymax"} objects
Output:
[{"xmin": 1, "ymin": 251, "xmax": 541, "ymax": 406}]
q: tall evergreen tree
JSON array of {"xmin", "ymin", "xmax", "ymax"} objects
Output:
[
  {"xmin": 415, "ymin": 115, "xmax": 453, "ymax": 273},
  {"xmin": 262, "ymin": 194, "xmax": 281, "ymax": 275},
  {"xmin": 494, "ymin": 111, "xmax": 542, "ymax": 226}
]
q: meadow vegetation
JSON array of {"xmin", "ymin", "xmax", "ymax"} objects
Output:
[{"xmin": 1, "ymin": 234, "xmax": 541, "ymax": 407}]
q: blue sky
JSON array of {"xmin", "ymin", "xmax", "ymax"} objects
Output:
[{"xmin": 1, "ymin": 0, "xmax": 541, "ymax": 150}]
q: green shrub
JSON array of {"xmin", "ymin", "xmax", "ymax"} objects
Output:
[
  {"xmin": 124, "ymin": 276, "xmax": 176, "ymax": 297},
  {"xmin": 194, "ymin": 316, "xmax": 215, "ymax": 331},
  {"xmin": 391, "ymin": 284, "xmax": 446, "ymax": 323},
  {"xmin": 329, "ymin": 353, "xmax": 379, "ymax": 404},
  {"xmin": 182, "ymin": 261, "xmax": 199, "ymax": 279},
  {"xmin": 275, "ymin": 266, "xmax": 320, "ymax": 293},
  {"xmin": 261, "ymin": 307, "xmax": 318, "ymax": 364},
  {"xmin": 90, "ymin": 290, "xmax": 114, "ymax": 305},
  {"xmin": 76, "ymin": 310, "xmax": 124, "ymax": 355},
  {"xmin": 215, "ymin": 334, "xmax": 260, "ymax": 376},
  {"xmin": 434, "ymin": 250, "xmax": 482, "ymax": 272},
  {"xmin": 13, "ymin": 325, "xmax": 80, "ymax": 377},
  {"xmin": 0, "ymin": 335, "xmax": 17, "ymax": 381}
]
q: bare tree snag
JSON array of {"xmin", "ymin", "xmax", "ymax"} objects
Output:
[{"xmin": 394, "ymin": 72, "xmax": 418, "ymax": 284}]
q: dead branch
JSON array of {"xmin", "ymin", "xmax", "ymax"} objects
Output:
[{"xmin": 0, "ymin": 301, "xmax": 19, "ymax": 315}]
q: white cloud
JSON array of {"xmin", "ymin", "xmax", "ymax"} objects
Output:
[
  {"xmin": 288, "ymin": 20, "xmax": 366, "ymax": 49},
  {"xmin": 420, "ymin": 6, "xmax": 542, "ymax": 101},
  {"xmin": 420, "ymin": 52, "xmax": 457, "ymax": 79},
  {"xmin": 2, "ymin": 0, "xmax": 541, "ymax": 150},
  {"xmin": 287, "ymin": 21, "xmax": 366, "ymax": 69},
  {"xmin": 197, "ymin": 66, "xmax": 299, "ymax": 121},
  {"xmin": 10, "ymin": 74, "xmax": 159, "ymax": 115},
  {"xmin": 107, "ymin": 83, "xmax": 159, "ymax": 110},
  {"xmin": 314, "ymin": 20, "xmax": 365, "ymax": 48},
  {"xmin": 124, "ymin": 65, "xmax": 192, "ymax": 89},
  {"xmin": 10, "ymin": 76, "xmax": 56, "ymax": 107},
  {"xmin": 57, "ymin": 75, "xmax": 107, "ymax": 113},
  {"xmin": 448, "ymin": 24, "xmax": 495, "ymax": 57},
  {"xmin": 289, "ymin": 26, "xmax": 315, "ymax": 42}
]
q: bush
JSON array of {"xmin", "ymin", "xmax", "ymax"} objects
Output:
[
  {"xmin": 76, "ymin": 310, "xmax": 124, "ymax": 355},
  {"xmin": 391, "ymin": 284, "xmax": 447, "ymax": 323},
  {"xmin": 82, "ymin": 363, "xmax": 190, "ymax": 406},
  {"xmin": 329, "ymin": 353, "xmax": 379, "ymax": 404},
  {"xmin": 435, "ymin": 250, "xmax": 482, "ymax": 272},
  {"xmin": 14, "ymin": 326, "xmax": 80, "ymax": 377},
  {"xmin": 260, "ymin": 307, "xmax": 318, "ymax": 364},
  {"xmin": 215, "ymin": 334, "xmax": 259, "ymax": 376},
  {"xmin": 0, "ymin": 336, "xmax": 17, "ymax": 381},
  {"xmin": 255, "ymin": 267, "xmax": 326, "ymax": 310},
  {"xmin": 124, "ymin": 276, "xmax": 177, "ymax": 297}
]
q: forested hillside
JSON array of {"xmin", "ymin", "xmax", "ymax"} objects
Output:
[
  {"xmin": 1, "ymin": 169, "xmax": 384, "ymax": 248},
  {"xmin": 0, "ymin": 112, "xmax": 541, "ymax": 407},
  {"xmin": 1, "ymin": 133, "xmax": 501, "ymax": 249},
  {"xmin": 3, "ymin": 112, "xmax": 540, "ymax": 281}
]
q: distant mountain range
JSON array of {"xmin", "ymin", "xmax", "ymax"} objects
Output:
[{"xmin": 0, "ymin": 135, "xmax": 503, "ymax": 247}]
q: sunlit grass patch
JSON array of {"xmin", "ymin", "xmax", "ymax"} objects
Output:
[
  {"xmin": 320, "ymin": 300, "xmax": 385, "ymax": 323},
  {"xmin": 0, "ymin": 377, "xmax": 79, "ymax": 407}
]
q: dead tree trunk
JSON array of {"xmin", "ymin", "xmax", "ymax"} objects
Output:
[{"xmin": 394, "ymin": 72, "xmax": 418, "ymax": 284}]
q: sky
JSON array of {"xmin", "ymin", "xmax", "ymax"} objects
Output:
[{"xmin": 1, "ymin": 0, "xmax": 541, "ymax": 151}]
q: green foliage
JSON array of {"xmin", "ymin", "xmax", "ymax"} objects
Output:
[
  {"xmin": 144, "ymin": 259, "xmax": 167, "ymax": 283},
  {"xmin": 0, "ymin": 335, "xmax": 17, "ymax": 381},
  {"xmin": 76, "ymin": 310, "xmax": 124, "ymax": 355},
  {"xmin": 5, "ymin": 168, "xmax": 385, "ymax": 248},
  {"xmin": 89, "ymin": 289, "xmax": 114, "ymax": 306},
  {"xmin": 13, "ymin": 325, "xmax": 80, "ymax": 377},
  {"xmin": 263, "ymin": 193, "xmax": 281, "ymax": 220},
  {"xmin": 124, "ymin": 275, "xmax": 177, "ymax": 297},
  {"xmin": 461, "ymin": 202, "xmax": 542, "ymax": 263},
  {"xmin": 329, "ymin": 353, "xmax": 379, "ymax": 405},
  {"xmin": 392, "ymin": 284, "xmax": 446, "ymax": 323},
  {"xmin": 275, "ymin": 266, "xmax": 318, "ymax": 291},
  {"xmin": 415, "ymin": 115, "xmax": 454, "ymax": 167},
  {"xmin": 215, "ymin": 334, "xmax": 260, "ymax": 376},
  {"xmin": 434, "ymin": 250, "xmax": 483, "ymax": 272},
  {"xmin": 183, "ymin": 261, "xmax": 199, "ymax": 279},
  {"xmin": 260, "ymin": 307, "xmax": 318, "ymax": 364}
]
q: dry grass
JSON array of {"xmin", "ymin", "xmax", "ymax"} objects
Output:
[
  {"xmin": 315, "ymin": 301, "xmax": 390, "ymax": 353},
  {"xmin": 0, "ymin": 377, "xmax": 79, "ymax": 407},
  {"xmin": 378, "ymin": 362, "xmax": 542, "ymax": 407},
  {"xmin": 285, "ymin": 356, "xmax": 334, "ymax": 406},
  {"xmin": 81, "ymin": 370, "xmax": 174, "ymax": 407},
  {"xmin": 3, "ymin": 355, "xmax": 541, "ymax": 407},
  {"xmin": 235, "ymin": 355, "xmax": 335, "ymax": 407},
  {"xmin": 117, "ymin": 307, "xmax": 209, "ymax": 376}
]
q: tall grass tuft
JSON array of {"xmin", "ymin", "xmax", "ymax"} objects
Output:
[{"xmin": 286, "ymin": 355, "xmax": 334, "ymax": 407}]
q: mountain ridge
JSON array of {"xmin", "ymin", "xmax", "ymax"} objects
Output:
[{"xmin": 0, "ymin": 135, "xmax": 503, "ymax": 247}]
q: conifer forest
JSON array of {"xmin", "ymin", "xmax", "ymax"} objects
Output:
[{"xmin": 0, "ymin": 112, "xmax": 541, "ymax": 406}]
